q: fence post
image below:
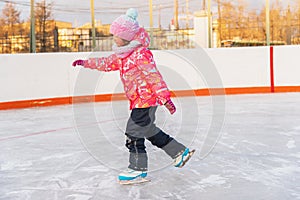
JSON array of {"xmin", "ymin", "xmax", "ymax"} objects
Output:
[
  {"xmin": 30, "ymin": 0, "xmax": 36, "ymax": 53},
  {"xmin": 53, "ymin": 27, "xmax": 59, "ymax": 52}
]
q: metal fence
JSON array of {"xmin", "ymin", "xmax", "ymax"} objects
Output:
[
  {"xmin": 2, "ymin": 0, "xmax": 300, "ymax": 54},
  {"xmin": 0, "ymin": 29, "xmax": 196, "ymax": 54},
  {"xmin": 0, "ymin": 35, "xmax": 30, "ymax": 54}
]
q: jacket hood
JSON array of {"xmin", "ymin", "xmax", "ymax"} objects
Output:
[
  {"xmin": 112, "ymin": 27, "xmax": 151, "ymax": 58},
  {"xmin": 132, "ymin": 27, "xmax": 150, "ymax": 48}
]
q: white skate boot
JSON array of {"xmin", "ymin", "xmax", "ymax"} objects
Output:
[
  {"xmin": 174, "ymin": 148, "xmax": 195, "ymax": 168},
  {"xmin": 118, "ymin": 168, "xmax": 149, "ymax": 185}
]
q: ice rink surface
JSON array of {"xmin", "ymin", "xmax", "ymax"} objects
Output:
[{"xmin": 0, "ymin": 93, "xmax": 299, "ymax": 200}]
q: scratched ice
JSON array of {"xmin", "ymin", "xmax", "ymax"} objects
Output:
[{"xmin": 0, "ymin": 93, "xmax": 299, "ymax": 200}]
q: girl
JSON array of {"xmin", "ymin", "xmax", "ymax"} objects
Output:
[{"xmin": 72, "ymin": 8, "xmax": 194, "ymax": 183}]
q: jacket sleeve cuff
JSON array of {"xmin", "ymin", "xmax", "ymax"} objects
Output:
[{"xmin": 158, "ymin": 97, "xmax": 170, "ymax": 105}]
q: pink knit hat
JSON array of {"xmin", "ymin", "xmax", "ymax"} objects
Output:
[{"xmin": 110, "ymin": 8, "xmax": 140, "ymax": 41}]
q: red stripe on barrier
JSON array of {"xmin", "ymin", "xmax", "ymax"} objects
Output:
[{"xmin": 2, "ymin": 86, "xmax": 300, "ymax": 111}]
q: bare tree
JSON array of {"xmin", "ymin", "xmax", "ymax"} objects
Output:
[
  {"xmin": 295, "ymin": 1, "xmax": 300, "ymax": 44},
  {"xmin": 0, "ymin": 18, "xmax": 5, "ymax": 37},
  {"xmin": 217, "ymin": 1, "xmax": 236, "ymax": 41},
  {"xmin": 215, "ymin": 0, "xmax": 293, "ymax": 46},
  {"xmin": 35, "ymin": 0, "xmax": 53, "ymax": 52},
  {"xmin": 284, "ymin": 3, "xmax": 300, "ymax": 45},
  {"xmin": 0, "ymin": 2, "xmax": 21, "ymax": 36}
]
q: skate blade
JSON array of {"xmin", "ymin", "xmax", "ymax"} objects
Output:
[
  {"xmin": 119, "ymin": 178, "xmax": 151, "ymax": 185},
  {"xmin": 178, "ymin": 149, "xmax": 195, "ymax": 168}
]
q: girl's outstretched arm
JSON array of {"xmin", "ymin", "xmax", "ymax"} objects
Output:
[{"xmin": 72, "ymin": 53, "xmax": 121, "ymax": 72}]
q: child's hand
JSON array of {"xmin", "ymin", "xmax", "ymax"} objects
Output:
[
  {"xmin": 164, "ymin": 99, "xmax": 176, "ymax": 115},
  {"xmin": 72, "ymin": 59, "xmax": 85, "ymax": 67}
]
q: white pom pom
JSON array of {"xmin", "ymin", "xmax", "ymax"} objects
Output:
[{"xmin": 126, "ymin": 8, "xmax": 138, "ymax": 20}]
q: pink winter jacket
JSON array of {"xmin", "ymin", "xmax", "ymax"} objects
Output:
[{"xmin": 83, "ymin": 28, "xmax": 171, "ymax": 109}]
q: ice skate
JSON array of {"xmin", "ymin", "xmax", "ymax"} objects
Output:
[
  {"xmin": 118, "ymin": 168, "xmax": 150, "ymax": 185},
  {"xmin": 174, "ymin": 148, "xmax": 195, "ymax": 168}
]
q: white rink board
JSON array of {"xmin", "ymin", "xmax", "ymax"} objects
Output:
[{"xmin": 0, "ymin": 46, "xmax": 300, "ymax": 103}]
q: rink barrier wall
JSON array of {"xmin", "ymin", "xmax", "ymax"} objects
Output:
[{"xmin": 0, "ymin": 46, "xmax": 300, "ymax": 110}]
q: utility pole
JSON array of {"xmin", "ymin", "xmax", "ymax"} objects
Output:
[
  {"xmin": 202, "ymin": 0, "xmax": 206, "ymax": 10},
  {"xmin": 90, "ymin": 0, "xmax": 96, "ymax": 49},
  {"xmin": 158, "ymin": 4, "xmax": 162, "ymax": 30},
  {"xmin": 186, "ymin": 0, "xmax": 189, "ymax": 29},
  {"xmin": 207, "ymin": 0, "xmax": 212, "ymax": 48},
  {"xmin": 266, "ymin": 0, "xmax": 270, "ymax": 46},
  {"xmin": 174, "ymin": 0, "xmax": 179, "ymax": 30},
  {"xmin": 217, "ymin": 0, "xmax": 222, "ymax": 45},
  {"xmin": 149, "ymin": 0, "xmax": 154, "ymax": 48},
  {"xmin": 30, "ymin": 0, "xmax": 36, "ymax": 53},
  {"xmin": 286, "ymin": 5, "xmax": 291, "ymax": 45}
]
